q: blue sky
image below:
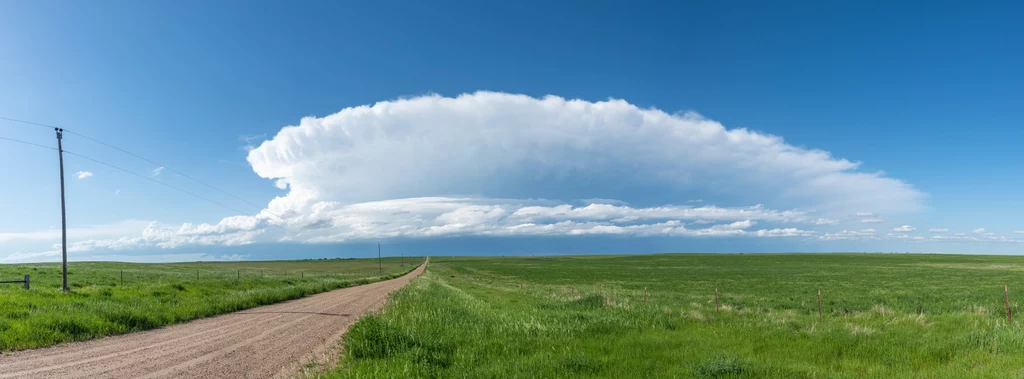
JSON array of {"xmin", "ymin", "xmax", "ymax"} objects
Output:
[{"xmin": 1, "ymin": 1, "xmax": 1023, "ymax": 262}]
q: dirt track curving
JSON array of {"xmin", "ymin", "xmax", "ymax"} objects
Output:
[{"xmin": 0, "ymin": 259, "xmax": 427, "ymax": 379}]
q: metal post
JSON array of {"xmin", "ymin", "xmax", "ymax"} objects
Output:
[
  {"xmin": 24, "ymin": 274, "xmax": 29, "ymax": 290},
  {"xmin": 56, "ymin": 128, "xmax": 68, "ymax": 292},
  {"xmin": 378, "ymin": 243, "xmax": 382, "ymax": 274},
  {"xmin": 120, "ymin": 270, "xmax": 123, "ymax": 286}
]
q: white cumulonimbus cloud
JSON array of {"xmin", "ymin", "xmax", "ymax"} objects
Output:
[
  {"xmin": 8, "ymin": 92, "xmax": 934, "ymax": 259},
  {"xmin": 247, "ymin": 92, "xmax": 923, "ymax": 215}
]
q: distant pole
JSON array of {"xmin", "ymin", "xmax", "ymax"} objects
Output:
[
  {"xmin": 56, "ymin": 128, "xmax": 68, "ymax": 292},
  {"xmin": 237, "ymin": 270, "xmax": 239, "ymax": 279},
  {"xmin": 196, "ymin": 269, "xmax": 199, "ymax": 280},
  {"xmin": 715, "ymin": 287, "xmax": 719, "ymax": 313},
  {"xmin": 120, "ymin": 270, "xmax": 123, "ymax": 286},
  {"xmin": 1006, "ymin": 284, "xmax": 1012, "ymax": 323},
  {"xmin": 378, "ymin": 243, "xmax": 382, "ymax": 274},
  {"xmin": 818, "ymin": 288, "xmax": 823, "ymax": 320}
]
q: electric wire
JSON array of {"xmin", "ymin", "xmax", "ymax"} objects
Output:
[
  {"xmin": 0, "ymin": 116, "xmax": 57, "ymax": 131},
  {"xmin": 0, "ymin": 116, "xmax": 285, "ymax": 220},
  {"xmin": 1, "ymin": 132, "xmax": 286, "ymax": 229},
  {"xmin": 62, "ymin": 150, "xmax": 253, "ymax": 216},
  {"xmin": 0, "ymin": 135, "xmax": 57, "ymax": 151}
]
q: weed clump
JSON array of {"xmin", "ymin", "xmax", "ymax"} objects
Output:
[
  {"xmin": 693, "ymin": 355, "xmax": 748, "ymax": 378},
  {"xmin": 344, "ymin": 315, "xmax": 413, "ymax": 359}
]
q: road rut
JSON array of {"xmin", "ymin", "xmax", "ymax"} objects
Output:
[{"xmin": 0, "ymin": 260, "xmax": 427, "ymax": 378}]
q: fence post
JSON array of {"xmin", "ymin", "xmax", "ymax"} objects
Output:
[
  {"xmin": 715, "ymin": 288, "xmax": 719, "ymax": 313},
  {"xmin": 237, "ymin": 270, "xmax": 240, "ymax": 279},
  {"xmin": 24, "ymin": 274, "xmax": 29, "ymax": 290},
  {"xmin": 818, "ymin": 288, "xmax": 823, "ymax": 320},
  {"xmin": 1006, "ymin": 284, "xmax": 1011, "ymax": 323},
  {"xmin": 644, "ymin": 287, "xmax": 647, "ymax": 303},
  {"xmin": 120, "ymin": 270, "xmax": 123, "ymax": 286}
]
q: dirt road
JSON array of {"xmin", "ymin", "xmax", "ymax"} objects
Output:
[{"xmin": 0, "ymin": 259, "xmax": 427, "ymax": 379}]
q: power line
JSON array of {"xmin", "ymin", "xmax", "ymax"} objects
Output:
[
  {"xmin": 1, "ymin": 132, "xmax": 287, "ymax": 230},
  {"xmin": 0, "ymin": 135, "xmax": 57, "ymax": 151},
  {"xmin": 62, "ymin": 150, "xmax": 255, "ymax": 216},
  {"xmin": 0, "ymin": 116, "xmax": 285, "ymax": 220},
  {"xmin": 65, "ymin": 130, "xmax": 281, "ymax": 217},
  {"xmin": 0, "ymin": 116, "xmax": 58, "ymax": 131}
]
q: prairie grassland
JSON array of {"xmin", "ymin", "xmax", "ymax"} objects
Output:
[
  {"xmin": 333, "ymin": 254, "xmax": 1024, "ymax": 378},
  {"xmin": 0, "ymin": 257, "xmax": 423, "ymax": 351}
]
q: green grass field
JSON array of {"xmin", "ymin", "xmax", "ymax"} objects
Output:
[
  {"xmin": 332, "ymin": 253, "xmax": 1024, "ymax": 378},
  {"xmin": 0, "ymin": 256, "xmax": 423, "ymax": 351}
]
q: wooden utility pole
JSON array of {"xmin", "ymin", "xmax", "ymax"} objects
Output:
[
  {"xmin": 378, "ymin": 243, "xmax": 382, "ymax": 274},
  {"xmin": 56, "ymin": 128, "xmax": 68, "ymax": 292}
]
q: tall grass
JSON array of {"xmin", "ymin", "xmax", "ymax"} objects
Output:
[
  {"xmin": 330, "ymin": 254, "xmax": 1024, "ymax": 377},
  {"xmin": 0, "ymin": 257, "xmax": 423, "ymax": 351}
]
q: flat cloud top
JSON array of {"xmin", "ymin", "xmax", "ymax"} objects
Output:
[{"xmin": 247, "ymin": 92, "xmax": 923, "ymax": 216}]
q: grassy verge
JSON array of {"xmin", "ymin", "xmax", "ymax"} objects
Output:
[
  {"xmin": 330, "ymin": 254, "xmax": 1024, "ymax": 377},
  {"xmin": 0, "ymin": 257, "xmax": 423, "ymax": 351}
]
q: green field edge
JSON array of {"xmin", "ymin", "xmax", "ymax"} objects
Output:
[{"xmin": 324, "ymin": 253, "xmax": 1024, "ymax": 378}]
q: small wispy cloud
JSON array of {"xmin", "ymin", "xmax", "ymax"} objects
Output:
[
  {"xmin": 1015, "ymin": 231, "xmax": 1024, "ymax": 234},
  {"xmin": 859, "ymin": 218, "xmax": 884, "ymax": 224},
  {"xmin": 115, "ymin": 189, "xmax": 121, "ymax": 196},
  {"xmin": 855, "ymin": 212, "xmax": 876, "ymax": 217},
  {"xmin": 972, "ymin": 228, "xmax": 986, "ymax": 234},
  {"xmin": 891, "ymin": 225, "xmax": 916, "ymax": 233},
  {"xmin": 687, "ymin": 199, "xmax": 704, "ymax": 203},
  {"xmin": 76, "ymin": 171, "xmax": 93, "ymax": 179},
  {"xmin": 928, "ymin": 228, "xmax": 948, "ymax": 233},
  {"xmin": 152, "ymin": 166, "xmax": 165, "ymax": 176},
  {"xmin": 239, "ymin": 134, "xmax": 267, "ymax": 143},
  {"xmin": 239, "ymin": 134, "xmax": 268, "ymax": 152}
]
